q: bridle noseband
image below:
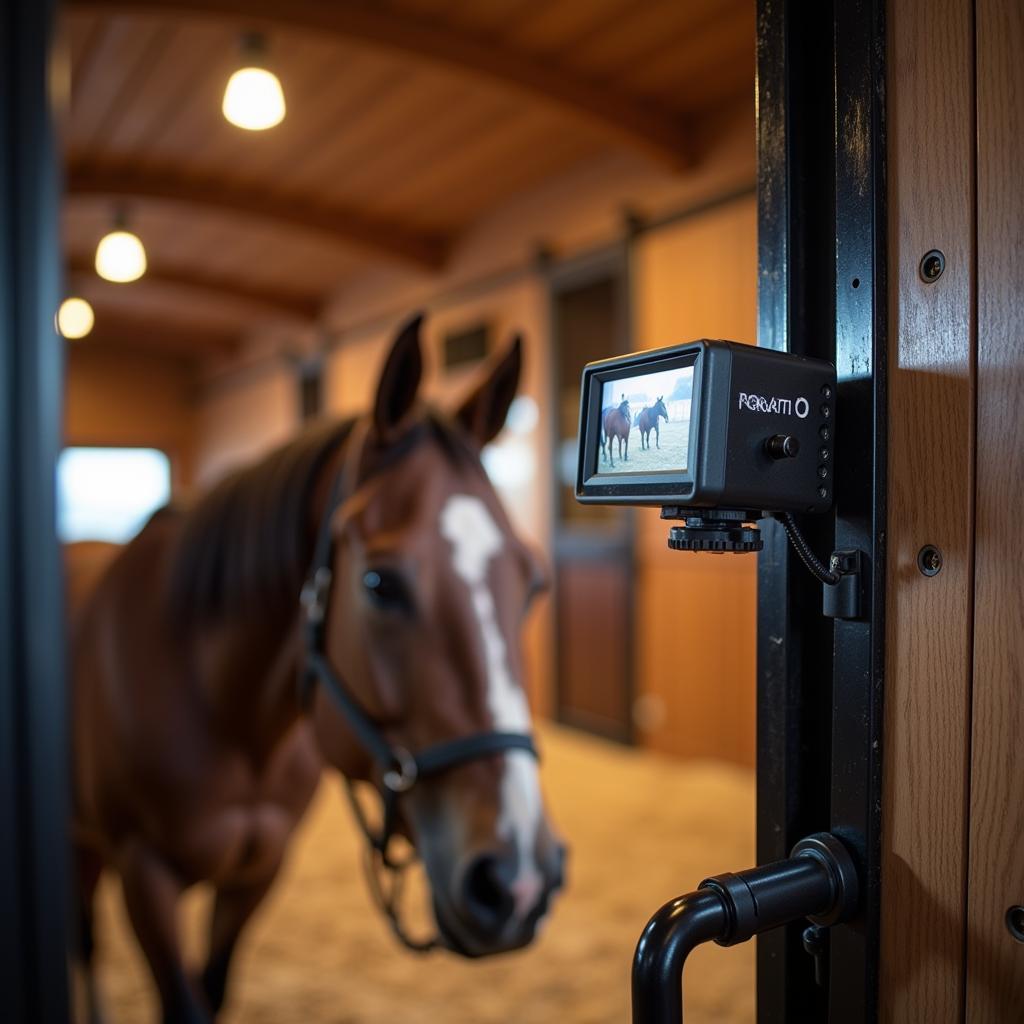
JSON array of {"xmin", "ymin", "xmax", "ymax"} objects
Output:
[{"xmin": 299, "ymin": 417, "xmax": 538, "ymax": 952}]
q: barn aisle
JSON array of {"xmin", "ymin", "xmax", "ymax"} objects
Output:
[{"xmin": 93, "ymin": 725, "xmax": 756, "ymax": 1023}]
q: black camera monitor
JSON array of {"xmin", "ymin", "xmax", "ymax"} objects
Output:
[{"xmin": 575, "ymin": 340, "xmax": 837, "ymax": 514}]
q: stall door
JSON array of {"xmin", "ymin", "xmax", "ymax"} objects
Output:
[{"xmin": 550, "ymin": 258, "xmax": 634, "ymax": 743}]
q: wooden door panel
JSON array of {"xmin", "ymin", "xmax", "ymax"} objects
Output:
[
  {"xmin": 965, "ymin": 0, "xmax": 1024, "ymax": 1015},
  {"xmin": 880, "ymin": 0, "xmax": 977, "ymax": 1016},
  {"xmin": 555, "ymin": 558, "xmax": 631, "ymax": 740}
]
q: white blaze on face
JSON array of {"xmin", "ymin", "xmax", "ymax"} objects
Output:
[{"xmin": 440, "ymin": 494, "xmax": 543, "ymax": 919}]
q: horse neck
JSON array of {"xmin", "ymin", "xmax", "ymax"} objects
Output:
[{"xmin": 197, "ymin": 442, "xmax": 348, "ymax": 763}]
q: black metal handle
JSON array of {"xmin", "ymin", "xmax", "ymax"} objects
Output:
[{"xmin": 631, "ymin": 832, "xmax": 859, "ymax": 1023}]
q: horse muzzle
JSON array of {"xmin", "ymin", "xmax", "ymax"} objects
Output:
[{"xmin": 436, "ymin": 841, "xmax": 567, "ymax": 958}]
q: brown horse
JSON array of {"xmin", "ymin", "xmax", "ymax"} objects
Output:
[
  {"xmin": 70, "ymin": 315, "xmax": 565, "ymax": 1024},
  {"xmin": 601, "ymin": 399, "xmax": 631, "ymax": 467},
  {"xmin": 636, "ymin": 396, "xmax": 669, "ymax": 450}
]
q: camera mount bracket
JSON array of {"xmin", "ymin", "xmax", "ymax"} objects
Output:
[{"xmin": 661, "ymin": 506, "xmax": 763, "ymax": 554}]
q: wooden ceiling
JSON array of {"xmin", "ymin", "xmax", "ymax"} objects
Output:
[{"xmin": 62, "ymin": 0, "xmax": 755, "ymax": 355}]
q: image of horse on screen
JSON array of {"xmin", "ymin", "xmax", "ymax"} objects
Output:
[{"xmin": 598, "ymin": 366, "xmax": 693, "ymax": 472}]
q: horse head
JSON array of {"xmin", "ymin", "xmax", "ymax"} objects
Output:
[
  {"xmin": 308, "ymin": 316, "xmax": 564, "ymax": 958},
  {"xmin": 654, "ymin": 396, "xmax": 668, "ymax": 422},
  {"xmin": 618, "ymin": 398, "xmax": 631, "ymax": 423}
]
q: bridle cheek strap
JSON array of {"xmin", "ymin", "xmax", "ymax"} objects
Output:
[{"xmin": 299, "ymin": 416, "xmax": 539, "ymax": 953}]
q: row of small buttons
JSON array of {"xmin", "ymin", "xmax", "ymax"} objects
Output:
[{"xmin": 817, "ymin": 385, "xmax": 832, "ymax": 499}]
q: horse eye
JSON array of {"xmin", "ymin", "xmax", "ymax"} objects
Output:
[{"xmin": 363, "ymin": 568, "xmax": 412, "ymax": 611}]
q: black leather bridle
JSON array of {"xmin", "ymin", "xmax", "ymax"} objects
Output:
[{"xmin": 299, "ymin": 417, "xmax": 538, "ymax": 951}]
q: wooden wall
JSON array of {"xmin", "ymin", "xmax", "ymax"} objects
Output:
[
  {"xmin": 194, "ymin": 359, "xmax": 299, "ymax": 487},
  {"xmin": 63, "ymin": 342, "xmax": 198, "ymax": 489},
  {"xmin": 881, "ymin": 0, "xmax": 1024, "ymax": 1016},
  {"xmin": 965, "ymin": 0, "xmax": 1024, "ymax": 1014}
]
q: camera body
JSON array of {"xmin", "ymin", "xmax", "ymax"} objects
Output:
[{"xmin": 575, "ymin": 340, "xmax": 836, "ymax": 514}]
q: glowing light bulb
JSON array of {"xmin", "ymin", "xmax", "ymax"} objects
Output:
[
  {"xmin": 56, "ymin": 297, "xmax": 95, "ymax": 339},
  {"xmin": 222, "ymin": 65, "xmax": 286, "ymax": 130},
  {"xmin": 95, "ymin": 229, "xmax": 147, "ymax": 283}
]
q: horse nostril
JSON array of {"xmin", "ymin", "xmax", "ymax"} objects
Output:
[
  {"xmin": 460, "ymin": 854, "xmax": 515, "ymax": 935},
  {"xmin": 552, "ymin": 843, "xmax": 568, "ymax": 890}
]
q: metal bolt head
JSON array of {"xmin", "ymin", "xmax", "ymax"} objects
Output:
[
  {"xmin": 1006, "ymin": 906, "xmax": 1024, "ymax": 943},
  {"xmin": 919, "ymin": 249, "xmax": 945, "ymax": 283},
  {"xmin": 917, "ymin": 545, "xmax": 943, "ymax": 576}
]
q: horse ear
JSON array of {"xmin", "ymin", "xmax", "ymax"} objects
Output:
[
  {"xmin": 373, "ymin": 313, "xmax": 424, "ymax": 439},
  {"xmin": 455, "ymin": 334, "xmax": 522, "ymax": 447}
]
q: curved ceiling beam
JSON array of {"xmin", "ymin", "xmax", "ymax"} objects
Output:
[
  {"xmin": 67, "ymin": 255, "xmax": 321, "ymax": 320},
  {"xmin": 67, "ymin": 163, "xmax": 448, "ymax": 271},
  {"xmin": 71, "ymin": 0, "xmax": 695, "ymax": 168}
]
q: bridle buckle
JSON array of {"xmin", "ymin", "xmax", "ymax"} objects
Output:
[
  {"xmin": 382, "ymin": 747, "xmax": 418, "ymax": 794},
  {"xmin": 300, "ymin": 566, "xmax": 333, "ymax": 625}
]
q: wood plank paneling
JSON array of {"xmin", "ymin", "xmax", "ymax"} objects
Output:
[
  {"xmin": 64, "ymin": 343, "xmax": 198, "ymax": 487},
  {"xmin": 632, "ymin": 194, "xmax": 757, "ymax": 767},
  {"xmin": 965, "ymin": 0, "xmax": 1024, "ymax": 1016},
  {"xmin": 880, "ymin": 0, "xmax": 976, "ymax": 1017}
]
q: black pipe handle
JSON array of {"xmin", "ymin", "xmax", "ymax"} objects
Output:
[{"xmin": 631, "ymin": 832, "xmax": 859, "ymax": 1023}]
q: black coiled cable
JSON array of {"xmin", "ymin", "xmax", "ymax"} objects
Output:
[{"xmin": 774, "ymin": 512, "xmax": 841, "ymax": 585}]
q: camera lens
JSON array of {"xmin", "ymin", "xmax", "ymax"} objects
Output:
[{"xmin": 820, "ymin": 404, "xmax": 831, "ymax": 418}]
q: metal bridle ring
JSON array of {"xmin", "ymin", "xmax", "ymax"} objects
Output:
[{"xmin": 382, "ymin": 747, "xmax": 418, "ymax": 793}]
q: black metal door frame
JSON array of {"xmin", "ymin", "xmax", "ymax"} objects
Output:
[
  {"xmin": 756, "ymin": 1, "xmax": 887, "ymax": 1021},
  {"xmin": 0, "ymin": 0, "xmax": 71, "ymax": 1019}
]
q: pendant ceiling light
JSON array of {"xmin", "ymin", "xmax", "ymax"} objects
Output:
[
  {"xmin": 56, "ymin": 296, "xmax": 95, "ymax": 339},
  {"xmin": 222, "ymin": 32, "xmax": 286, "ymax": 131},
  {"xmin": 95, "ymin": 210, "xmax": 147, "ymax": 283}
]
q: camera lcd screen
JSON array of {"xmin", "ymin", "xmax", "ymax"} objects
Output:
[{"xmin": 596, "ymin": 365, "xmax": 693, "ymax": 475}]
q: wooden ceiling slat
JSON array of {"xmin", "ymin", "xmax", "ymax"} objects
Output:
[
  {"xmin": 68, "ymin": 162, "xmax": 449, "ymax": 269},
  {"xmin": 248, "ymin": 50, "xmax": 410, "ymax": 188},
  {"xmin": 67, "ymin": 17, "xmax": 167, "ymax": 154},
  {"xmin": 374, "ymin": 107, "xmax": 597, "ymax": 224},
  {"xmin": 440, "ymin": 0, "xmax": 550, "ymax": 39},
  {"xmin": 280, "ymin": 69, "xmax": 472, "ymax": 196},
  {"xmin": 558, "ymin": 0, "xmax": 719, "ymax": 82},
  {"xmin": 418, "ymin": 126, "xmax": 595, "ymax": 228},
  {"xmin": 383, "ymin": 0, "xmax": 467, "ymax": 21},
  {"xmin": 71, "ymin": 0, "xmax": 695, "ymax": 168},
  {"xmin": 499, "ymin": 0, "xmax": 636, "ymax": 54},
  {"xmin": 65, "ymin": 13, "xmax": 106, "ymax": 101},
  {"xmin": 99, "ymin": 22, "xmax": 225, "ymax": 158},
  {"xmin": 336, "ymin": 92, "xmax": 521, "ymax": 217},
  {"xmin": 622, "ymin": 5, "xmax": 755, "ymax": 108},
  {"xmin": 89, "ymin": 25, "xmax": 174, "ymax": 150}
]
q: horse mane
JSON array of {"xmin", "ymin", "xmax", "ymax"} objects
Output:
[
  {"xmin": 165, "ymin": 419, "xmax": 356, "ymax": 626},
  {"xmin": 164, "ymin": 411, "xmax": 480, "ymax": 628}
]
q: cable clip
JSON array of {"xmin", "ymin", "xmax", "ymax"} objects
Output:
[{"xmin": 822, "ymin": 549, "xmax": 864, "ymax": 620}]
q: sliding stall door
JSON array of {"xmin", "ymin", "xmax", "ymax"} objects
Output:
[{"xmin": 550, "ymin": 255, "xmax": 635, "ymax": 743}]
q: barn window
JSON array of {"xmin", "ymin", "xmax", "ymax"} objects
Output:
[
  {"xmin": 57, "ymin": 447, "xmax": 171, "ymax": 544},
  {"xmin": 443, "ymin": 322, "xmax": 490, "ymax": 370}
]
